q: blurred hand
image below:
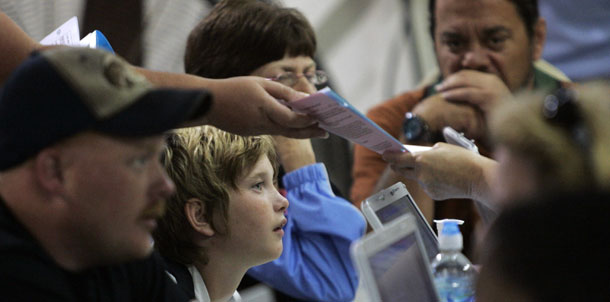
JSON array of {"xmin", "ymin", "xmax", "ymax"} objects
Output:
[
  {"xmin": 436, "ymin": 70, "xmax": 511, "ymax": 116},
  {"xmin": 412, "ymin": 93, "xmax": 486, "ymax": 140},
  {"xmin": 203, "ymin": 76, "xmax": 326, "ymax": 138},
  {"xmin": 382, "ymin": 143, "xmax": 493, "ymax": 201},
  {"xmin": 272, "ymin": 136, "xmax": 316, "ymax": 173}
]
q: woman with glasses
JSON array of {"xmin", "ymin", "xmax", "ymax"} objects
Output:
[{"xmin": 155, "ymin": 1, "xmax": 366, "ymax": 302}]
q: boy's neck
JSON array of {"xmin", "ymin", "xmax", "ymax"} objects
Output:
[{"xmin": 195, "ymin": 254, "xmax": 249, "ymax": 302}]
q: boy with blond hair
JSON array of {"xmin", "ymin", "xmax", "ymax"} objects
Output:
[{"xmin": 154, "ymin": 126, "xmax": 364, "ymax": 301}]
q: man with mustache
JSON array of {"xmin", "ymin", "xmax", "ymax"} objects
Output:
[
  {"xmin": 351, "ymin": 0, "xmax": 570, "ymax": 233},
  {"xmin": 0, "ymin": 47, "xmax": 213, "ymax": 301}
]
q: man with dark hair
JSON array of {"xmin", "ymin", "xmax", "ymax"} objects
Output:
[
  {"xmin": 428, "ymin": 0, "xmax": 541, "ymax": 42},
  {"xmin": 351, "ymin": 0, "xmax": 565, "ymax": 237}
]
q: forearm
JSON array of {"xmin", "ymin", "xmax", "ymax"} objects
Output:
[
  {"xmin": 0, "ymin": 12, "xmax": 41, "ymax": 83},
  {"xmin": 273, "ymin": 137, "xmax": 316, "ymax": 173},
  {"xmin": 133, "ymin": 67, "xmax": 222, "ymax": 127},
  {"xmin": 469, "ymin": 156, "xmax": 500, "ymax": 223},
  {"xmin": 133, "ymin": 66, "xmax": 216, "ymax": 88},
  {"xmin": 470, "ymin": 155, "xmax": 497, "ymax": 206}
]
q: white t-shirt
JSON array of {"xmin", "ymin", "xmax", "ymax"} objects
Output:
[{"xmin": 187, "ymin": 265, "xmax": 241, "ymax": 302}]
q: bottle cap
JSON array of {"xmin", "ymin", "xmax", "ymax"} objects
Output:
[
  {"xmin": 438, "ymin": 221, "xmax": 463, "ymax": 251},
  {"xmin": 434, "ymin": 219, "xmax": 464, "ymax": 237}
]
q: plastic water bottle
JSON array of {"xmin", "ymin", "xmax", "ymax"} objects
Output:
[{"xmin": 431, "ymin": 221, "xmax": 477, "ymax": 302}]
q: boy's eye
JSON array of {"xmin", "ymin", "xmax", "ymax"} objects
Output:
[{"xmin": 252, "ymin": 182, "xmax": 264, "ymax": 190}]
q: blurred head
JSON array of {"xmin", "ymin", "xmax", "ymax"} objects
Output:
[
  {"xmin": 489, "ymin": 82, "xmax": 610, "ymax": 205},
  {"xmin": 154, "ymin": 126, "xmax": 288, "ymax": 266},
  {"xmin": 429, "ymin": 0, "xmax": 545, "ymax": 91},
  {"xmin": 476, "ymin": 190, "xmax": 610, "ymax": 302}
]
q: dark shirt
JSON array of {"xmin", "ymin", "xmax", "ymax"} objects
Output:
[{"xmin": 0, "ymin": 197, "xmax": 189, "ymax": 302}]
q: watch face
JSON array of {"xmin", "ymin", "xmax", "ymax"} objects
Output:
[{"xmin": 403, "ymin": 118, "xmax": 422, "ymax": 141}]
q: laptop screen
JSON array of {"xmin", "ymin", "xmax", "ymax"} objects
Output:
[
  {"xmin": 374, "ymin": 195, "xmax": 439, "ymax": 261},
  {"xmin": 368, "ymin": 232, "xmax": 439, "ymax": 302}
]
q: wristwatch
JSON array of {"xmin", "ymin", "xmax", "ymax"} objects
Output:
[{"xmin": 402, "ymin": 112, "xmax": 432, "ymax": 143}]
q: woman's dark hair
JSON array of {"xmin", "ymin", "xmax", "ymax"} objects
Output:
[
  {"xmin": 184, "ymin": 0, "xmax": 316, "ymax": 78},
  {"xmin": 428, "ymin": 0, "xmax": 539, "ymax": 39}
]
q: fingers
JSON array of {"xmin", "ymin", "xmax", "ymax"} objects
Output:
[
  {"xmin": 382, "ymin": 151, "xmax": 416, "ymax": 169},
  {"xmin": 383, "ymin": 150, "xmax": 418, "ymax": 179},
  {"xmin": 440, "ymin": 87, "xmax": 482, "ymax": 105},
  {"xmin": 260, "ymin": 78, "xmax": 310, "ymax": 102},
  {"xmin": 257, "ymin": 79, "xmax": 322, "ymax": 132},
  {"xmin": 436, "ymin": 70, "xmax": 480, "ymax": 91}
]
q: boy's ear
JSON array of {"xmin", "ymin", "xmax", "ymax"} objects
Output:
[{"xmin": 185, "ymin": 198, "xmax": 215, "ymax": 237}]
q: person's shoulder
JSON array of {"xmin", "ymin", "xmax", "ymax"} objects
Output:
[
  {"xmin": 0, "ymin": 245, "xmax": 76, "ymax": 301},
  {"xmin": 89, "ymin": 252, "xmax": 191, "ymax": 301}
]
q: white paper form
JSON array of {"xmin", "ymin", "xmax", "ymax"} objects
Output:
[
  {"xmin": 289, "ymin": 87, "xmax": 430, "ymax": 154},
  {"xmin": 40, "ymin": 16, "xmax": 80, "ymax": 46}
]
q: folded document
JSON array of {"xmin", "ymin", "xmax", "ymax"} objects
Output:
[{"xmin": 289, "ymin": 87, "xmax": 430, "ymax": 154}]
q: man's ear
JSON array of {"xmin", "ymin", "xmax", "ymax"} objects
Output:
[
  {"xmin": 532, "ymin": 17, "xmax": 547, "ymax": 61},
  {"xmin": 185, "ymin": 198, "xmax": 215, "ymax": 237},
  {"xmin": 33, "ymin": 148, "xmax": 65, "ymax": 195}
]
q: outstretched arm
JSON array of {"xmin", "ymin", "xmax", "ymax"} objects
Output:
[
  {"xmin": 0, "ymin": 11, "xmax": 41, "ymax": 83},
  {"xmin": 0, "ymin": 11, "xmax": 324, "ymax": 139}
]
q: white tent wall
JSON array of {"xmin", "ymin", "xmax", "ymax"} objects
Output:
[{"xmin": 284, "ymin": 0, "xmax": 428, "ymax": 113}]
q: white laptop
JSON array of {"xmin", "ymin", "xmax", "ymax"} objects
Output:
[
  {"xmin": 361, "ymin": 182, "xmax": 439, "ymax": 261},
  {"xmin": 351, "ymin": 214, "xmax": 440, "ymax": 302}
]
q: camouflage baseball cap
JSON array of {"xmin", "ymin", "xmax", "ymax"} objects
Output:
[{"xmin": 0, "ymin": 47, "xmax": 212, "ymax": 171}]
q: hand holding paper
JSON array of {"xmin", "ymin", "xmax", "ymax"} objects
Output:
[{"xmin": 288, "ymin": 87, "xmax": 428, "ymax": 154}]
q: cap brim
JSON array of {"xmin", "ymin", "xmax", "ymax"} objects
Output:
[{"xmin": 93, "ymin": 88, "xmax": 212, "ymax": 137}]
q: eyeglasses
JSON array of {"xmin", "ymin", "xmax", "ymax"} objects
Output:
[
  {"xmin": 268, "ymin": 70, "xmax": 328, "ymax": 87},
  {"xmin": 542, "ymin": 87, "xmax": 592, "ymax": 164}
]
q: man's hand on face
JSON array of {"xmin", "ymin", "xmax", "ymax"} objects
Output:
[
  {"xmin": 435, "ymin": 70, "xmax": 512, "ymax": 116},
  {"xmin": 412, "ymin": 93, "xmax": 486, "ymax": 141},
  {"xmin": 202, "ymin": 76, "xmax": 326, "ymax": 139}
]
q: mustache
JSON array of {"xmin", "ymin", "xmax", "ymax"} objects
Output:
[{"xmin": 141, "ymin": 199, "xmax": 167, "ymax": 219}]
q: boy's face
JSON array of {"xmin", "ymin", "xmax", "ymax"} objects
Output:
[
  {"xmin": 251, "ymin": 55, "xmax": 318, "ymax": 95},
  {"xmin": 218, "ymin": 154, "xmax": 288, "ymax": 265}
]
